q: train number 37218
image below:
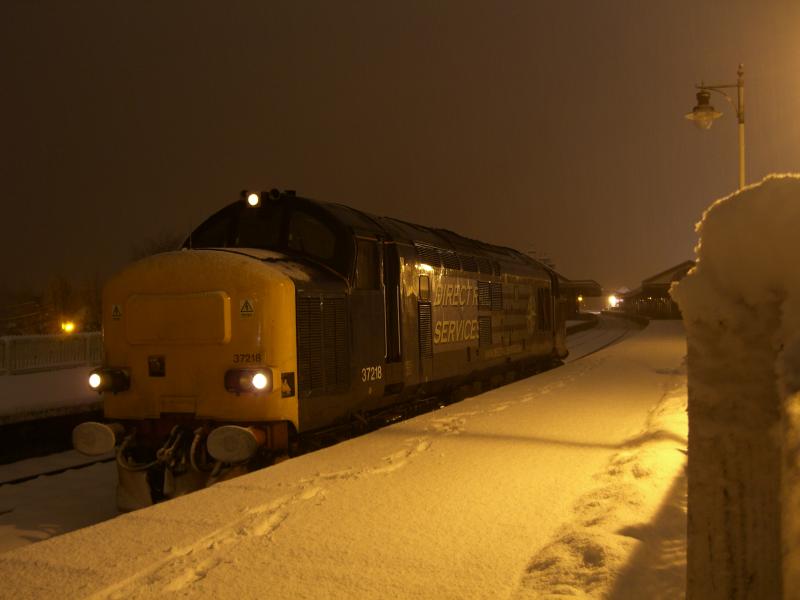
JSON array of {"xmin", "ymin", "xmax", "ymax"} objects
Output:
[{"xmin": 361, "ymin": 365, "xmax": 383, "ymax": 382}]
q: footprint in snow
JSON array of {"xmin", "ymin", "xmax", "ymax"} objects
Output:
[{"xmin": 430, "ymin": 417, "xmax": 466, "ymax": 434}]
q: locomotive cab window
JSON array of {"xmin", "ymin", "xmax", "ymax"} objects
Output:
[
  {"xmin": 187, "ymin": 202, "xmax": 285, "ymax": 250},
  {"xmin": 288, "ymin": 211, "xmax": 337, "ymax": 263},
  {"xmin": 236, "ymin": 204, "xmax": 285, "ymax": 248},
  {"xmin": 355, "ymin": 240, "xmax": 380, "ymax": 289},
  {"xmin": 419, "ymin": 275, "xmax": 431, "ymax": 301}
]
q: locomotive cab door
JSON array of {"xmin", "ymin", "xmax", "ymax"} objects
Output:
[
  {"xmin": 350, "ymin": 239, "xmax": 386, "ymax": 400},
  {"xmin": 417, "ymin": 274, "xmax": 433, "ymax": 384},
  {"xmin": 381, "ymin": 241, "xmax": 404, "ymax": 391},
  {"xmin": 383, "ymin": 242, "xmax": 401, "ymax": 363}
]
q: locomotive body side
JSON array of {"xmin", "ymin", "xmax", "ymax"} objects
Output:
[{"xmin": 403, "ymin": 247, "xmax": 563, "ymax": 394}]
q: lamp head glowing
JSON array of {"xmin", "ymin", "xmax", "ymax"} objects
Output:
[
  {"xmin": 61, "ymin": 321, "xmax": 76, "ymax": 334},
  {"xmin": 246, "ymin": 192, "xmax": 260, "ymax": 207}
]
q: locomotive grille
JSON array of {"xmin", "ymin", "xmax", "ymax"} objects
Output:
[
  {"xmin": 296, "ymin": 295, "xmax": 349, "ymax": 395},
  {"xmin": 325, "ymin": 297, "xmax": 348, "ymax": 391},
  {"xmin": 440, "ymin": 250, "xmax": 461, "ymax": 270},
  {"xmin": 297, "ymin": 297, "xmax": 323, "ymax": 393},
  {"xmin": 476, "ymin": 257, "xmax": 493, "ymax": 274},
  {"xmin": 413, "ymin": 243, "xmax": 442, "ymax": 268},
  {"xmin": 459, "ymin": 255, "xmax": 478, "ymax": 273},
  {"xmin": 418, "ymin": 302, "xmax": 433, "ymax": 359},
  {"xmin": 490, "ymin": 283, "xmax": 503, "ymax": 310},
  {"xmin": 478, "ymin": 316, "xmax": 492, "ymax": 347},
  {"xmin": 478, "ymin": 281, "xmax": 491, "ymax": 308}
]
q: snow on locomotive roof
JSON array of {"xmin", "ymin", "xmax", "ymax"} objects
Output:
[{"xmin": 192, "ymin": 247, "xmax": 314, "ymax": 282}]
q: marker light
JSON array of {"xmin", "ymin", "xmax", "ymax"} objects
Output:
[
  {"xmin": 246, "ymin": 192, "xmax": 260, "ymax": 207},
  {"xmin": 224, "ymin": 368, "xmax": 273, "ymax": 394}
]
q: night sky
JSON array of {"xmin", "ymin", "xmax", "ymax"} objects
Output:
[{"xmin": 3, "ymin": 1, "xmax": 799, "ymax": 293}]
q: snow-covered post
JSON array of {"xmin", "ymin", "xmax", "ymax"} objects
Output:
[{"xmin": 672, "ymin": 174, "xmax": 800, "ymax": 598}]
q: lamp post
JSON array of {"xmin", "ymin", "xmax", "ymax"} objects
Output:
[{"xmin": 685, "ymin": 64, "xmax": 745, "ymax": 190}]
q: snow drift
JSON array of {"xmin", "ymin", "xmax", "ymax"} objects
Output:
[{"xmin": 672, "ymin": 173, "xmax": 800, "ymax": 599}]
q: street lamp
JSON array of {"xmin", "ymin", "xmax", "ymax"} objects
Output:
[{"xmin": 685, "ymin": 64, "xmax": 745, "ymax": 190}]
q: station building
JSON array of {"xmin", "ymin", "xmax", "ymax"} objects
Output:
[
  {"xmin": 616, "ymin": 260, "xmax": 695, "ymax": 319},
  {"xmin": 558, "ymin": 276, "xmax": 602, "ymax": 319}
]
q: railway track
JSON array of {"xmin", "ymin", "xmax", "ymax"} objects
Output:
[{"xmin": 0, "ymin": 455, "xmax": 115, "ymax": 487}]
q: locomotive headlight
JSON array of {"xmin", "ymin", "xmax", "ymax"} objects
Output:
[
  {"xmin": 88, "ymin": 368, "xmax": 130, "ymax": 393},
  {"xmin": 251, "ymin": 372, "xmax": 268, "ymax": 390},
  {"xmin": 246, "ymin": 192, "xmax": 260, "ymax": 207},
  {"xmin": 224, "ymin": 368, "xmax": 275, "ymax": 394}
]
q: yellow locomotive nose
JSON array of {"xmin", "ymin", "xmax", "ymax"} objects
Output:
[{"xmin": 100, "ymin": 249, "xmax": 298, "ymax": 426}]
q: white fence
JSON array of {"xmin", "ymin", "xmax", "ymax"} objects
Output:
[{"xmin": 0, "ymin": 333, "xmax": 103, "ymax": 375}]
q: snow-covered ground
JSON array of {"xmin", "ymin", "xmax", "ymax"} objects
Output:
[
  {"xmin": 0, "ymin": 365, "xmax": 99, "ymax": 424},
  {"xmin": 0, "ymin": 318, "xmax": 687, "ymax": 599}
]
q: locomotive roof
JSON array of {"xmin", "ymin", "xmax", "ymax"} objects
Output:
[
  {"xmin": 309, "ymin": 197, "xmax": 543, "ymax": 273},
  {"xmin": 190, "ymin": 192, "xmax": 554, "ymax": 280}
]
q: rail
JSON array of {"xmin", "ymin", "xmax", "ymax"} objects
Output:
[{"xmin": 0, "ymin": 332, "xmax": 102, "ymax": 375}]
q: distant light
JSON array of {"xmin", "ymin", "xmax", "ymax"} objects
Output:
[
  {"xmin": 61, "ymin": 321, "xmax": 76, "ymax": 334},
  {"xmin": 419, "ymin": 263, "xmax": 434, "ymax": 273},
  {"xmin": 251, "ymin": 372, "xmax": 268, "ymax": 390},
  {"xmin": 608, "ymin": 295, "xmax": 619, "ymax": 308},
  {"xmin": 247, "ymin": 192, "xmax": 260, "ymax": 207},
  {"xmin": 88, "ymin": 373, "xmax": 102, "ymax": 389},
  {"xmin": 577, "ymin": 295, "xmax": 584, "ymax": 303}
]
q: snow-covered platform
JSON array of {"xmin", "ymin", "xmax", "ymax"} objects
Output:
[
  {"xmin": 0, "ymin": 366, "xmax": 100, "ymax": 425},
  {"xmin": 0, "ymin": 320, "xmax": 688, "ymax": 599}
]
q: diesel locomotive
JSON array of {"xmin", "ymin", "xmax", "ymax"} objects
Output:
[{"xmin": 73, "ymin": 190, "xmax": 567, "ymax": 509}]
